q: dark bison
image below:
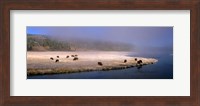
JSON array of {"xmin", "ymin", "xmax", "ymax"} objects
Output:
[
  {"xmin": 98, "ymin": 62, "xmax": 103, "ymax": 66},
  {"xmin": 73, "ymin": 57, "xmax": 78, "ymax": 61},
  {"xmin": 71, "ymin": 55, "xmax": 75, "ymax": 57},
  {"xmin": 55, "ymin": 59, "xmax": 59, "ymax": 62},
  {"xmin": 75, "ymin": 55, "xmax": 78, "ymax": 57},
  {"xmin": 57, "ymin": 56, "xmax": 59, "ymax": 58},
  {"xmin": 124, "ymin": 59, "xmax": 127, "ymax": 63},
  {"xmin": 137, "ymin": 60, "xmax": 143, "ymax": 64},
  {"xmin": 135, "ymin": 58, "xmax": 137, "ymax": 61},
  {"xmin": 50, "ymin": 57, "xmax": 54, "ymax": 60},
  {"xmin": 66, "ymin": 56, "xmax": 69, "ymax": 58}
]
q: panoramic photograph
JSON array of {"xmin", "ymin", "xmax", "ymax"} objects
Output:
[{"xmin": 27, "ymin": 26, "xmax": 173, "ymax": 79}]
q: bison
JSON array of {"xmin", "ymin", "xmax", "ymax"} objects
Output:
[
  {"xmin": 57, "ymin": 56, "xmax": 59, "ymax": 58},
  {"xmin": 66, "ymin": 56, "xmax": 69, "ymax": 58},
  {"xmin": 135, "ymin": 58, "xmax": 137, "ymax": 61},
  {"xmin": 98, "ymin": 62, "xmax": 103, "ymax": 66},
  {"xmin": 55, "ymin": 59, "xmax": 59, "ymax": 62},
  {"xmin": 124, "ymin": 59, "xmax": 127, "ymax": 63},
  {"xmin": 73, "ymin": 57, "xmax": 78, "ymax": 61},
  {"xmin": 50, "ymin": 57, "xmax": 54, "ymax": 60},
  {"xmin": 137, "ymin": 60, "xmax": 143, "ymax": 64}
]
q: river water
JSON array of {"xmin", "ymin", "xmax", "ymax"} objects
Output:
[{"xmin": 27, "ymin": 52, "xmax": 173, "ymax": 79}]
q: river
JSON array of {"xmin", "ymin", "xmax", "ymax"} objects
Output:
[{"xmin": 27, "ymin": 52, "xmax": 173, "ymax": 79}]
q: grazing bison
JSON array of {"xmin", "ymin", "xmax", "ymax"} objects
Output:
[
  {"xmin": 75, "ymin": 55, "xmax": 78, "ymax": 57},
  {"xmin": 137, "ymin": 60, "xmax": 143, "ymax": 64},
  {"xmin": 57, "ymin": 56, "xmax": 59, "ymax": 58},
  {"xmin": 98, "ymin": 62, "xmax": 103, "ymax": 66},
  {"xmin": 124, "ymin": 59, "xmax": 127, "ymax": 63},
  {"xmin": 135, "ymin": 58, "xmax": 137, "ymax": 61},
  {"xmin": 73, "ymin": 57, "xmax": 78, "ymax": 61},
  {"xmin": 50, "ymin": 57, "xmax": 54, "ymax": 60},
  {"xmin": 55, "ymin": 59, "xmax": 59, "ymax": 62},
  {"xmin": 66, "ymin": 56, "xmax": 69, "ymax": 58},
  {"xmin": 71, "ymin": 55, "xmax": 75, "ymax": 57}
]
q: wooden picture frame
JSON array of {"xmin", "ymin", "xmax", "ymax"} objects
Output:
[{"xmin": 0, "ymin": 0, "xmax": 199, "ymax": 106}]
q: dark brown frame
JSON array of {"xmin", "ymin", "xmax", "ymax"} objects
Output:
[{"xmin": 0, "ymin": 0, "xmax": 199, "ymax": 106}]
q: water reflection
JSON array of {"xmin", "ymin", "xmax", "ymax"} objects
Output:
[{"xmin": 136, "ymin": 65, "xmax": 143, "ymax": 69}]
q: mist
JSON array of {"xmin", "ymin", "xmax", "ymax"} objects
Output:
[{"xmin": 27, "ymin": 26, "xmax": 173, "ymax": 53}]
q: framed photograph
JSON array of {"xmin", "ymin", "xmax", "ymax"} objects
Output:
[
  {"xmin": 26, "ymin": 26, "xmax": 171, "ymax": 79},
  {"xmin": 0, "ymin": 0, "xmax": 199, "ymax": 106}
]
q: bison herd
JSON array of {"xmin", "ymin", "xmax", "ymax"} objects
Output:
[
  {"xmin": 50, "ymin": 55, "xmax": 149, "ymax": 69},
  {"xmin": 97, "ymin": 58, "xmax": 145, "ymax": 68},
  {"xmin": 50, "ymin": 54, "xmax": 79, "ymax": 63}
]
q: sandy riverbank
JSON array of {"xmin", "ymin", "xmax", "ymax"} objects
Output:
[{"xmin": 27, "ymin": 51, "xmax": 158, "ymax": 76}]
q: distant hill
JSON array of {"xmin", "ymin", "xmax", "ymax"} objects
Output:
[
  {"xmin": 27, "ymin": 34, "xmax": 134, "ymax": 51},
  {"xmin": 27, "ymin": 34, "xmax": 71, "ymax": 51}
]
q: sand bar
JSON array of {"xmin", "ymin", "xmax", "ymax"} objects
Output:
[{"xmin": 27, "ymin": 51, "xmax": 158, "ymax": 75}]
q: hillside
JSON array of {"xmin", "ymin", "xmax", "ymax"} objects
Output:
[
  {"xmin": 27, "ymin": 34, "xmax": 71, "ymax": 51},
  {"xmin": 27, "ymin": 34, "xmax": 134, "ymax": 51}
]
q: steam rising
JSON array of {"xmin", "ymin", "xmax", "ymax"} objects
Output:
[{"xmin": 27, "ymin": 26, "xmax": 173, "ymax": 53}]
